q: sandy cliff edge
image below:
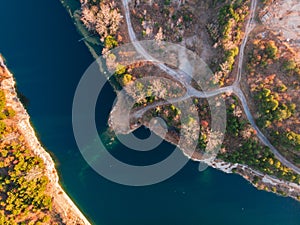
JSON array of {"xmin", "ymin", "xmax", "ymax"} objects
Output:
[{"xmin": 0, "ymin": 56, "xmax": 92, "ymax": 225}]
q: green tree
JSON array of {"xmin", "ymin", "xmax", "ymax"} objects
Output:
[
  {"xmin": 115, "ymin": 64, "xmax": 126, "ymax": 75},
  {"xmin": 121, "ymin": 74, "xmax": 132, "ymax": 86},
  {"xmin": 265, "ymin": 41, "xmax": 278, "ymax": 59},
  {"xmin": 104, "ymin": 35, "xmax": 118, "ymax": 49},
  {"xmin": 283, "ymin": 60, "xmax": 297, "ymax": 71}
]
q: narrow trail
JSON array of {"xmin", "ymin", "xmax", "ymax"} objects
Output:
[{"xmin": 121, "ymin": 0, "xmax": 300, "ymax": 175}]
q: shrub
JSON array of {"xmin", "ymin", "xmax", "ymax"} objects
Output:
[
  {"xmin": 4, "ymin": 107, "xmax": 16, "ymax": 119},
  {"xmin": 265, "ymin": 41, "xmax": 278, "ymax": 59},
  {"xmin": 115, "ymin": 64, "xmax": 126, "ymax": 75},
  {"xmin": 0, "ymin": 90, "xmax": 6, "ymax": 111},
  {"xmin": 121, "ymin": 74, "xmax": 132, "ymax": 86},
  {"xmin": 283, "ymin": 60, "xmax": 297, "ymax": 71},
  {"xmin": 104, "ymin": 35, "xmax": 118, "ymax": 50}
]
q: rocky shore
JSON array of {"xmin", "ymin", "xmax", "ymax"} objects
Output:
[
  {"xmin": 206, "ymin": 159, "xmax": 300, "ymax": 202},
  {"xmin": 0, "ymin": 56, "xmax": 92, "ymax": 225},
  {"xmin": 112, "ymin": 111, "xmax": 300, "ymax": 202}
]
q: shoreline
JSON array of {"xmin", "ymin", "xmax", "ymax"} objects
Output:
[
  {"xmin": 203, "ymin": 158, "xmax": 300, "ymax": 202},
  {"xmin": 0, "ymin": 56, "xmax": 92, "ymax": 225},
  {"xmin": 119, "ymin": 118, "xmax": 300, "ymax": 202}
]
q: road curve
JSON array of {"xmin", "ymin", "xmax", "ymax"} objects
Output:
[
  {"xmin": 234, "ymin": 87, "xmax": 300, "ymax": 174},
  {"xmin": 121, "ymin": 0, "xmax": 300, "ymax": 175}
]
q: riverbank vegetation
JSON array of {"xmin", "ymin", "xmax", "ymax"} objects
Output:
[
  {"xmin": 219, "ymin": 138, "xmax": 300, "ymax": 184},
  {"xmin": 218, "ymin": 97, "xmax": 300, "ymax": 189}
]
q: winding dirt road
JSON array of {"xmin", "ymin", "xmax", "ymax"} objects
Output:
[{"xmin": 121, "ymin": 0, "xmax": 300, "ymax": 175}]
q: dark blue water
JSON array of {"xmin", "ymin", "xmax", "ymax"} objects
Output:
[{"xmin": 1, "ymin": 1, "xmax": 300, "ymax": 225}]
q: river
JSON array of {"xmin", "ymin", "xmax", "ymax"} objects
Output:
[{"xmin": 1, "ymin": 1, "xmax": 300, "ymax": 225}]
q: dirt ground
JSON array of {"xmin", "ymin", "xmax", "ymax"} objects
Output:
[
  {"xmin": 128, "ymin": 0, "xmax": 220, "ymax": 65},
  {"xmin": 260, "ymin": 0, "xmax": 300, "ymax": 59}
]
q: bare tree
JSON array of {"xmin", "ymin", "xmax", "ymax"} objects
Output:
[
  {"xmin": 81, "ymin": 1, "xmax": 122, "ymax": 42},
  {"xmin": 155, "ymin": 27, "xmax": 164, "ymax": 44}
]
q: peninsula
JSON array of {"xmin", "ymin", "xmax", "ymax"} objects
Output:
[{"xmin": 70, "ymin": 0, "xmax": 300, "ymax": 201}]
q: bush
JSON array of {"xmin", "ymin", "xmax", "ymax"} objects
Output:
[
  {"xmin": 4, "ymin": 107, "xmax": 16, "ymax": 119},
  {"xmin": 104, "ymin": 35, "xmax": 118, "ymax": 50},
  {"xmin": 164, "ymin": 0, "xmax": 171, "ymax": 5},
  {"xmin": 271, "ymin": 130, "xmax": 300, "ymax": 152},
  {"xmin": 121, "ymin": 74, "xmax": 132, "ymax": 86},
  {"xmin": 0, "ymin": 90, "xmax": 6, "ymax": 111},
  {"xmin": 226, "ymin": 104, "xmax": 242, "ymax": 136},
  {"xmin": 115, "ymin": 64, "xmax": 126, "ymax": 75},
  {"xmin": 265, "ymin": 41, "xmax": 278, "ymax": 59},
  {"xmin": 225, "ymin": 47, "xmax": 239, "ymax": 70},
  {"xmin": 286, "ymin": 131, "xmax": 300, "ymax": 151},
  {"xmin": 0, "ymin": 120, "xmax": 6, "ymax": 138},
  {"xmin": 253, "ymin": 87, "xmax": 294, "ymax": 126},
  {"xmin": 0, "ymin": 112, "xmax": 6, "ymax": 120},
  {"xmin": 283, "ymin": 60, "xmax": 297, "ymax": 71}
]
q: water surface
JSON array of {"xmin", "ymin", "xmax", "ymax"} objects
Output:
[{"xmin": 1, "ymin": 1, "xmax": 300, "ymax": 225}]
